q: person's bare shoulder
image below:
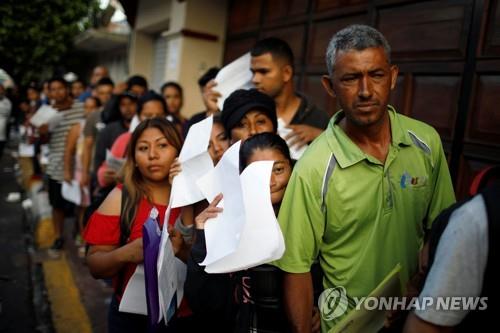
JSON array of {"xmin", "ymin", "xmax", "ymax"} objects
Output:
[{"xmin": 97, "ymin": 187, "xmax": 122, "ymax": 216}]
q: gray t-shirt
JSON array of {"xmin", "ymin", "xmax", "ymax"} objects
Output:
[{"xmin": 415, "ymin": 194, "xmax": 488, "ymax": 326}]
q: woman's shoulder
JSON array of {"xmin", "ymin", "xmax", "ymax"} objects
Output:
[{"xmin": 96, "ymin": 186, "xmax": 123, "ymax": 216}]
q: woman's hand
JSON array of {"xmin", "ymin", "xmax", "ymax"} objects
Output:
[
  {"xmin": 168, "ymin": 158, "xmax": 182, "ymax": 185},
  {"xmin": 168, "ymin": 225, "xmax": 185, "ymax": 255},
  {"xmin": 194, "ymin": 194, "xmax": 223, "ymax": 230}
]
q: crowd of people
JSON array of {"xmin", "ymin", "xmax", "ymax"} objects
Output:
[{"xmin": 0, "ymin": 24, "xmax": 496, "ymax": 333}]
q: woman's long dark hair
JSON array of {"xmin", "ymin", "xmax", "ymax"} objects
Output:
[
  {"xmin": 239, "ymin": 132, "xmax": 292, "ymax": 173},
  {"xmin": 120, "ymin": 117, "xmax": 182, "ymax": 233}
]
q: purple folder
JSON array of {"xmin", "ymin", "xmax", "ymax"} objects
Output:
[{"xmin": 142, "ymin": 209, "xmax": 162, "ymax": 327}]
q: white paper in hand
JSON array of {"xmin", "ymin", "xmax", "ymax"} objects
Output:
[
  {"xmin": 106, "ymin": 149, "xmax": 126, "ymax": 172},
  {"xmin": 215, "ymin": 53, "xmax": 254, "ymax": 110},
  {"xmin": 61, "ymin": 180, "xmax": 81, "ymax": 205},
  {"xmin": 29, "ymin": 105, "xmax": 59, "ymax": 127},
  {"xmin": 197, "ymin": 141, "xmax": 243, "ymax": 266},
  {"xmin": 171, "ymin": 116, "xmax": 214, "ymax": 208},
  {"xmin": 277, "ymin": 118, "xmax": 308, "ymax": 160},
  {"xmin": 119, "ymin": 265, "xmax": 148, "ymax": 315},
  {"xmin": 205, "ymin": 161, "xmax": 285, "ymax": 273}
]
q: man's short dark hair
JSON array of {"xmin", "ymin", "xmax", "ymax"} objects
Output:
[
  {"xmin": 72, "ymin": 79, "xmax": 86, "ymax": 87},
  {"xmin": 96, "ymin": 77, "xmax": 115, "ymax": 87},
  {"xmin": 48, "ymin": 77, "xmax": 68, "ymax": 88},
  {"xmin": 126, "ymin": 75, "xmax": 148, "ymax": 90},
  {"xmin": 250, "ymin": 37, "xmax": 294, "ymax": 70},
  {"xmin": 197, "ymin": 67, "xmax": 219, "ymax": 87}
]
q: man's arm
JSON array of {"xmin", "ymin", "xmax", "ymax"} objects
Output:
[
  {"xmin": 284, "ymin": 272, "xmax": 314, "ymax": 333},
  {"xmin": 404, "ymin": 312, "xmax": 453, "ymax": 333}
]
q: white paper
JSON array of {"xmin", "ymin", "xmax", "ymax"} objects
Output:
[
  {"xmin": 205, "ymin": 161, "xmax": 285, "ymax": 273},
  {"xmin": 129, "ymin": 115, "xmax": 140, "ymax": 132},
  {"xmin": 29, "ymin": 105, "xmax": 59, "ymax": 127},
  {"xmin": 171, "ymin": 116, "xmax": 214, "ymax": 208},
  {"xmin": 215, "ymin": 53, "xmax": 254, "ymax": 110},
  {"xmin": 119, "ymin": 265, "xmax": 148, "ymax": 315},
  {"xmin": 277, "ymin": 118, "xmax": 308, "ymax": 160},
  {"xmin": 197, "ymin": 141, "xmax": 244, "ymax": 266},
  {"xmin": 61, "ymin": 180, "xmax": 81, "ymax": 205},
  {"xmin": 157, "ymin": 203, "xmax": 187, "ymax": 324},
  {"xmin": 18, "ymin": 143, "xmax": 35, "ymax": 157},
  {"xmin": 106, "ymin": 149, "xmax": 126, "ymax": 172}
]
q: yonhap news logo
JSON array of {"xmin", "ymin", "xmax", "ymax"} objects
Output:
[
  {"xmin": 319, "ymin": 286, "xmax": 488, "ymax": 321},
  {"xmin": 318, "ymin": 286, "xmax": 349, "ymax": 320}
]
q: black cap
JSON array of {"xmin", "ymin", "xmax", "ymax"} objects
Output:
[
  {"xmin": 221, "ymin": 89, "xmax": 277, "ymax": 137},
  {"xmin": 198, "ymin": 67, "xmax": 220, "ymax": 87}
]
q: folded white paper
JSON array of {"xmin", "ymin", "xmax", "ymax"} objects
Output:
[
  {"xmin": 277, "ymin": 118, "xmax": 308, "ymax": 160},
  {"xmin": 119, "ymin": 264, "xmax": 148, "ymax": 315},
  {"xmin": 204, "ymin": 161, "xmax": 285, "ymax": 273},
  {"xmin": 29, "ymin": 105, "xmax": 59, "ymax": 127},
  {"xmin": 18, "ymin": 143, "xmax": 35, "ymax": 157},
  {"xmin": 61, "ymin": 180, "xmax": 81, "ymax": 205},
  {"xmin": 106, "ymin": 149, "xmax": 126, "ymax": 172},
  {"xmin": 171, "ymin": 116, "xmax": 214, "ymax": 208},
  {"xmin": 215, "ymin": 53, "xmax": 254, "ymax": 110},
  {"xmin": 197, "ymin": 141, "xmax": 243, "ymax": 266},
  {"xmin": 157, "ymin": 203, "xmax": 187, "ymax": 323}
]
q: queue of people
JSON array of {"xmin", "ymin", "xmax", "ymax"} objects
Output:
[{"xmin": 4, "ymin": 24, "xmax": 496, "ymax": 333}]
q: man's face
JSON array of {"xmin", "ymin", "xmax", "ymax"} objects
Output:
[
  {"xmin": 71, "ymin": 82, "xmax": 85, "ymax": 98},
  {"xmin": 96, "ymin": 84, "xmax": 113, "ymax": 105},
  {"xmin": 130, "ymin": 84, "xmax": 146, "ymax": 97},
  {"xmin": 91, "ymin": 67, "xmax": 108, "ymax": 85},
  {"xmin": 119, "ymin": 97, "xmax": 137, "ymax": 122},
  {"xmin": 250, "ymin": 53, "xmax": 289, "ymax": 98},
  {"xmin": 49, "ymin": 81, "xmax": 70, "ymax": 105},
  {"xmin": 139, "ymin": 100, "xmax": 166, "ymax": 121},
  {"xmin": 322, "ymin": 47, "xmax": 398, "ymax": 127}
]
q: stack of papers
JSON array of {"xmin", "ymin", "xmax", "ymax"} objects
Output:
[{"xmin": 29, "ymin": 105, "xmax": 59, "ymax": 128}]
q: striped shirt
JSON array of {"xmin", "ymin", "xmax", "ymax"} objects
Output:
[{"xmin": 46, "ymin": 102, "xmax": 85, "ymax": 181}]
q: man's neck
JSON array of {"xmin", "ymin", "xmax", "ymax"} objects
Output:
[
  {"xmin": 274, "ymin": 84, "xmax": 301, "ymax": 123},
  {"xmin": 341, "ymin": 112, "xmax": 392, "ymax": 163},
  {"xmin": 54, "ymin": 98, "xmax": 73, "ymax": 111}
]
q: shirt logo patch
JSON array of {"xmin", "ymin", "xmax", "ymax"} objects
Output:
[{"xmin": 400, "ymin": 172, "xmax": 427, "ymax": 189}]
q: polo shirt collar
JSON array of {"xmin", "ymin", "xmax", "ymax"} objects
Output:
[{"xmin": 325, "ymin": 105, "xmax": 412, "ymax": 168}]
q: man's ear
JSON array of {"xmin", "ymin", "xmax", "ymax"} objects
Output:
[
  {"xmin": 390, "ymin": 65, "xmax": 399, "ymax": 90},
  {"xmin": 321, "ymin": 75, "xmax": 336, "ymax": 98},
  {"xmin": 282, "ymin": 64, "xmax": 293, "ymax": 83}
]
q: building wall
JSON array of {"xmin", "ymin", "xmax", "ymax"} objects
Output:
[
  {"xmin": 128, "ymin": 0, "xmax": 228, "ymax": 117},
  {"xmin": 223, "ymin": 0, "xmax": 500, "ymax": 198}
]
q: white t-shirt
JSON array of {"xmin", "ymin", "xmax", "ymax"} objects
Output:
[
  {"xmin": 415, "ymin": 194, "xmax": 489, "ymax": 326},
  {"xmin": 0, "ymin": 97, "xmax": 12, "ymax": 141}
]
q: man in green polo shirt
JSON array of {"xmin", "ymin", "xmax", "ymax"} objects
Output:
[{"xmin": 274, "ymin": 24, "xmax": 456, "ymax": 332}]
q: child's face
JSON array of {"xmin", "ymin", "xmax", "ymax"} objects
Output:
[{"xmin": 246, "ymin": 148, "xmax": 291, "ymax": 205}]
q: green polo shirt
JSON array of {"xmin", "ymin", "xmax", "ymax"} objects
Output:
[{"xmin": 274, "ymin": 106, "xmax": 455, "ymax": 332}]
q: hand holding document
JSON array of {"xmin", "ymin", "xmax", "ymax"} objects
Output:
[
  {"xmin": 29, "ymin": 105, "xmax": 59, "ymax": 128},
  {"xmin": 204, "ymin": 160, "xmax": 285, "ymax": 273},
  {"xmin": 106, "ymin": 149, "xmax": 126, "ymax": 172},
  {"xmin": 329, "ymin": 264, "xmax": 402, "ymax": 333},
  {"xmin": 143, "ymin": 208, "xmax": 161, "ymax": 325},
  {"xmin": 215, "ymin": 52, "xmax": 254, "ymax": 110},
  {"xmin": 277, "ymin": 118, "xmax": 308, "ymax": 160},
  {"xmin": 171, "ymin": 116, "xmax": 214, "ymax": 208},
  {"xmin": 196, "ymin": 142, "xmax": 285, "ymax": 273},
  {"xmin": 61, "ymin": 180, "xmax": 81, "ymax": 205}
]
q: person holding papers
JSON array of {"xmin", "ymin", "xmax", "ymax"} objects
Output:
[
  {"xmin": 185, "ymin": 133, "xmax": 320, "ymax": 333},
  {"xmin": 220, "ymin": 88, "xmax": 277, "ymax": 143},
  {"xmin": 84, "ymin": 118, "xmax": 193, "ymax": 333}
]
